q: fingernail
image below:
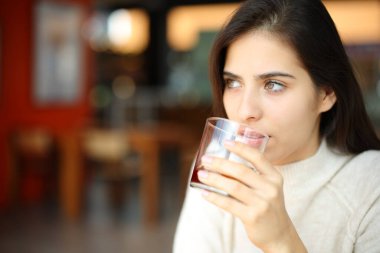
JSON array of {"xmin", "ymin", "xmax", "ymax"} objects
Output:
[
  {"xmin": 224, "ymin": 140, "xmax": 235, "ymax": 147},
  {"xmin": 201, "ymin": 155, "xmax": 213, "ymax": 165},
  {"xmin": 198, "ymin": 170, "xmax": 208, "ymax": 179}
]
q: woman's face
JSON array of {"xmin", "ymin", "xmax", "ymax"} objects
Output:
[{"xmin": 223, "ymin": 31, "xmax": 335, "ymax": 165}]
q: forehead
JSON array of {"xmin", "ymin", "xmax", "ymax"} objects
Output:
[{"xmin": 224, "ymin": 30, "xmax": 305, "ymax": 73}]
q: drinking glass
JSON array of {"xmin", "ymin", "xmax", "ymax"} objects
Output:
[{"xmin": 189, "ymin": 117, "xmax": 269, "ymax": 196}]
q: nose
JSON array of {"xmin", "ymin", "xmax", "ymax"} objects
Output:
[{"xmin": 237, "ymin": 87, "xmax": 263, "ymax": 123}]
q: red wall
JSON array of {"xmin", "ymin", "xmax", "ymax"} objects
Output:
[{"xmin": 0, "ymin": 0, "xmax": 93, "ymax": 207}]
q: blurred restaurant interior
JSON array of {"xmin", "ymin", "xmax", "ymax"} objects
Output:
[{"xmin": 0, "ymin": 0, "xmax": 379, "ymax": 252}]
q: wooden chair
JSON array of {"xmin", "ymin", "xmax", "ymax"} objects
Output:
[
  {"xmin": 9, "ymin": 128, "xmax": 59, "ymax": 206},
  {"xmin": 80, "ymin": 128, "xmax": 140, "ymax": 209}
]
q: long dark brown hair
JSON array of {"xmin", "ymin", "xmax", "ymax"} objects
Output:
[{"xmin": 209, "ymin": 0, "xmax": 380, "ymax": 154}]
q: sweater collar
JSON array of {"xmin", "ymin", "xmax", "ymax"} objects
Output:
[{"xmin": 276, "ymin": 139, "xmax": 351, "ymax": 189}]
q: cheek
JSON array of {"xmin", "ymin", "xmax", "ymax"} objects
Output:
[
  {"xmin": 268, "ymin": 98, "xmax": 320, "ymax": 134},
  {"xmin": 223, "ymin": 94, "xmax": 236, "ymax": 118}
]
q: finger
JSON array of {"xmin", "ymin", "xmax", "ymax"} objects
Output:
[
  {"xmin": 201, "ymin": 188, "xmax": 264, "ymax": 222},
  {"xmin": 198, "ymin": 169, "xmax": 262, "ymax": 204},
  {"xmin": 200, "ymin": 155, "xmax": 267, "ymax": 190},
  {"xmin": 224, "ymin": 140, "xmax": 275, "ymax": 175},
  {"xmin": 201, "ymin": 189, "xmax": 245, "ymax": 217}
]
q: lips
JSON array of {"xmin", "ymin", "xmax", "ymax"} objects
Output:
[
  {"xmin": 238, "ymin": 126, "xmax": 267, "ymax": 138},
  {"xmin": 243, "ymin": 131, "xmax": 267, "ymax": 139},
  {"xmin": 242, "ymin": 136, "xmax": 267, "ymax": 148},
  {"xmin": 235, "ymin": 128, "xmax": 267, "ymax": 149}
]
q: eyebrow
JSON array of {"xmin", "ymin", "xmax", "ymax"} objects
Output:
[
  {"xmin": 223, "ymin": 71, "xmax": 241, "ymax": 80},
  {"xmin": 223, "ymin": 71, "xmax": 296, "ymax": 80}
]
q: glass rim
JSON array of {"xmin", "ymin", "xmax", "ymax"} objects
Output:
[{"xmin": 206, "ymin": 117, "xmax": 269, "ymax": 139}]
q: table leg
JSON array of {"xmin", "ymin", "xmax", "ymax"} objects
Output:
[
  {"xmin": 130, "ymin": 134, "xmax": 160, "ymax": 226},
  {"xmin": 59, "ymin": 132, "xmax": 82, "ymax": 220}
]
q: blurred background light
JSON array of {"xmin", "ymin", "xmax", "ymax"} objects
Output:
[
  {"xmin": 112, "ymin": 75, "xmax": 136, "ymax": 100},
  {"xmin": 107, "ymin": 8, "xmax": 149, "ymax": 54},
  {"xmin": 82, "ymin": 11, "xmax": 109, "ymax": 51},
  {"xmin": 166, "ymin": 1, "xmax": 380, "ymax": 52},
  {"xmin": 90, "ymin": 85, "xmax": 112, "ymax": 108},
  {"xmin": 325, "ymin": 0, "xmax": 380, "ymax": 44},
  {"xmin": 108, "ymin": 9, "xmax": 132, "ymax": 48},
  {"xmin": 167, "ymin": 4, "xmax": 238, "ymax": 51}
]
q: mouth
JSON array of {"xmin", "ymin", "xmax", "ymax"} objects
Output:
[
  {"xmin": 238, "ymin": 126, "xmax": 268, "ymax": 138},
  {"xmin": 236, "ymin": 127, "xmax": 269, "ymax": 149}
]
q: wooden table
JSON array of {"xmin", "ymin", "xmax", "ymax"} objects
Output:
[{"xmin": 58, "ymin": 122, "xmax": 198, "ymax": 226}]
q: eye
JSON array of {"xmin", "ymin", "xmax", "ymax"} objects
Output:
[
  {"xmin": 224, "ymin": 78, "xmax": 242, "ymax": 89},
  {"xmin": 264, "ymin": 80, "xmax": 285, "ymax": 93}
]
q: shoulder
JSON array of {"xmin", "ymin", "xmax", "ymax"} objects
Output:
[
  {"xmin": 337, "ymin": 149, "xmax": 380, "ymax": 181},
  {"xmin": 329, "ymin": 149, "xmax": 380, "ymax": 207},
  {"xmin": 319, "ymin": 145, "xmax": 380, "ymax": 191},
  {"xmin": 331, "ymin": 149, "xmax": 380, "ymax": 175},
  {"xmin": 351, "ymin": 149, "xmax": 380, "ymax": 164},
  {"xmin": 335, "ymin": 151, "xmax": 380, "ymax": 243}
]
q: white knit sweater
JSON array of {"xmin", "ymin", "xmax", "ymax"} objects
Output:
[{"xmin": 173, "ymin": 140, "xmax": 380, "ymax": 253}]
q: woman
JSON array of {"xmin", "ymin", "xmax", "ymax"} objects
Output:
[{"xmin": 173, "ymin": 0, "xmax": 380, "ymax": 252}]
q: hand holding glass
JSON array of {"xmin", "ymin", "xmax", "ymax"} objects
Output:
[{"xmin": 190, "ymin": 117, "xmax": 269, "ymax": 196}]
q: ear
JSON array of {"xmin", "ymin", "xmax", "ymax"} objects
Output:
[{"xmin": 318, "ymin": 86, "xmax": 336, "ymax": 113}]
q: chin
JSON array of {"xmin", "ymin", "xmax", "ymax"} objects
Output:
[{"xmin": 262, "ymin": 141, "xmax": 291, "ymax": 166}]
